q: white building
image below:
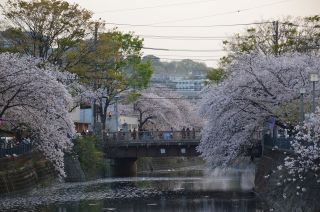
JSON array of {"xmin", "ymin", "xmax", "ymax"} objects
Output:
[
  {"xmin": 69, "ymin": 107, "xmax": 91, "ymax": 133},
  {"xmin": 72, "ymin": 107, "xmax": 138, "ymax": 133},
  {"xmin": 174, "ymin": 79, "xmax": 206, "ymax": 91}
]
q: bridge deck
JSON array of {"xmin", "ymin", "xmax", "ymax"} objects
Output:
[
  {"xmin": 104, "ymin": 139, "xmax": 200, "ymax": 158},
  {"xmin": 106, "ymin": 139, "xmax": 200, "ymax": 146}
]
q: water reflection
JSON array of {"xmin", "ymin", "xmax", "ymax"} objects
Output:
[
  {"xmin": 50, "ymin": 194, "xmax": 259, "ymax": 212},
  {"xmin": 0, "ymin": 166, "xmax": 265, "ymax": 211}
]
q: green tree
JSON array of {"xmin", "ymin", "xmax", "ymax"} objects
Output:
[
  {"xmin": 224, "ymin": 16, "xmax": 320, "ymax": 57},
  {"xmin": 68, "ymin": 31, "xmax": 153, "ymax": 131},
  {"xmin": 209, "ymin": 16, "xmax": 320, "ymax": 82},
  {"xmin": 207, "ymin": 67, "xmax": 224, "ymax": 82},
  {"xmin": 143, "ymin": 55, "xmax": 209, "ymax": 78},
  {"xmin": 0, "ymin": 0, "xmax": 95, "ymax": 65}
]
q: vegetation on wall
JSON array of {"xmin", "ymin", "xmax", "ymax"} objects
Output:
[{"xmin": 73, "ymin": 136, "xmax": 107, "ymax": 179}]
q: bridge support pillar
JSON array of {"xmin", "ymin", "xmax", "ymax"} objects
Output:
[{"xmin": 110, "ymin": 158, "xmax": 137, "ymax": 177}]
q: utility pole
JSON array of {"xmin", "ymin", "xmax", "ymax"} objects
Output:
[
  {"xmin": 92, "ymin": 21, "xmax": 99, "ymax": 133},
  {"xmin": 272, "ymin": 21, "xmax": 279, "ymax": 55},
  {"xmin": 115, "ymin": 95, "xmax": 120, "ymax": 132}
]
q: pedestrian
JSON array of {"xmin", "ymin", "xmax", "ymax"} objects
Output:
[
  {"xmin": 192, "ymin": 128, "xmax": 196, "ymax": 139},
  {"xmin": 170, "ymin": 127, "xmax": 174, "ymax": 140},
  {"xmin": 128, "ymin": 129, "xmax": 132, "ymax": 140},
  {"xmin": 81, "ymin": 130, "xmax": 86, "ymax": 136},
  {"xmin": 150, "ymin": 128, "xmax": 154, "ymax": 140},
  {"xmin": 132, "ymin": 128, "xmax": 137, "ymax": 140},
  {"xmin": 156, "ymin": 129, "xmax": 162, "ymax": 140},
  {"xmin": 186, "ymin": 127, "xmax": 190, "ymax": 139},
  {"xmin": 182, "ymin": 127, "xmax": 186, "ymax": 139},
  {"xmin": 139, "ymin": 129, "xmax": 143, "ymax": 140}
]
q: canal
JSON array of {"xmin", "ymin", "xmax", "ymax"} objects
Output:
[{"xmin": 0, "ymin": 163, "xmax": 266, "ymax": 211}]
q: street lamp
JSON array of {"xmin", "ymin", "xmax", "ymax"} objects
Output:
[
  {"xmin": 299, "ymin": 88, "xmax": 306, "ymax": 122},
  {"xmin": 310, "ymin": 73, "xmax": 319, "ymax": 113}
]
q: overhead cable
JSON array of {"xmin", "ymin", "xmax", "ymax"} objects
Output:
[
  {"xmin": 149, "ymin": 0, "xmax": 293, "ymax": 25},
  {"xmin": 143, "ymin": 54, "xmax": 223, "ymax": 58},
  {"xmin": 107, "ymin": 21, "xmax": 272, "ymax": 28},
  {"xmin": 139, "ymin": 97, "xmax": 202, "ymax": 100},
  {"xmin": 148, "ymin": 57, "xmax": 220, "ymax": 61},
  {"xmin": 138, "ymin": 34, "xmax": 231, "ymax": 39},
  {"xmin": 143, "ymin": 47, "xmax": 224, "ymax": 52},
  {"xmin": 96, "ymin": 0, "xmax": 219, "ymax": 14}
]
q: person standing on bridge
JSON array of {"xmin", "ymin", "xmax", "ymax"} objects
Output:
[
  {"xmin": 182, "ymin": 127, "xmax": 186, "ymax": 139},
  {"xmin": 170, "ymin": 127, "xmax": 174, "ymax": 140},
  {"xmin": 132, "ymin": 128, "xmax": 137, "ymax": 140},
  {"xmin": 192, "ymin": 128, "xmax": 196, "ymax": 139},
  {"xmin": 156, "ymin": 129, "xmax": 162, "ymax": 140},
  {"xmin": 186, "ymin": 128, "xmax": 191, "ymax": 139}
]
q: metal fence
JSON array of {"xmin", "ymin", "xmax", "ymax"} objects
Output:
[
  {"xmin": 104, "ymin": 130, "xmax": 201, "ymax": 142},
  {"xmin": 263, "ymin": 134, "xmax": 293, "ymax": 151},
  {"xmin": 0, "ymin": 143, "xmax": 32, "ymax": 158}
]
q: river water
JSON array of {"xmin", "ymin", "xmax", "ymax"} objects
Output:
[{"xmin": 0, "ymin": 165, "xmax": 266, "ymax": 211}]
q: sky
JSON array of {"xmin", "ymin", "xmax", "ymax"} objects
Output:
[{"xmin": 2, "ymin": 0, "xmax": 320, "ymax": 67}]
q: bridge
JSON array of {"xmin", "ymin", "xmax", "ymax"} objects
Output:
[
  {"xmin": 103, "ymin": 130, "xmax": 201, "ymax": 177},
  {"xmin": 0, "ymin": 130, "xmax": 266, "ymax": 177},
  {"xmin": 104, "ymin": 130, "xmax": 201, "ymax": 158}
]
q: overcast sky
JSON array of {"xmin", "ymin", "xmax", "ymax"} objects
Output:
[{"xmin": 2, "ymin": 0, "xmax": 320, "ymax": 67}]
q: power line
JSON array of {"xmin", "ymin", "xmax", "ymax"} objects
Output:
[
  {"xmin": 107, "ymin": 21, "xmax": 272, "ymax": 28},
  {"xmin": 143, "ymin": 47, "xmax": 225, "ymax": 52},
  {"xmin": 140, "ymin": 37, "xmax": 226, "ymax": 41},
  {"xmin": 149, "ymin": 0, "xmax": 293, "ymax": 25},
  {"xmin": 144, "ymin": 54, "xmax": 223, "ymax": 58},
  {"xmin": 139, "ymin": 97, "xmax": 202, "ymax": 100},
  {"xmin": 96, "ymin": 0, "xmax": 219, "ymax": 14},
  {"xmin": 138, "ymin": 34, "xmax": 231, "ymax": 39},
  {"xmin": 148, "ymin": 57, "xmax": 220, "ymax": 61}
]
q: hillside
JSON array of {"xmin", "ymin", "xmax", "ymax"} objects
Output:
[{"xmin": 143, "ymin": 55, "xmax": 209, "ymax": 79}]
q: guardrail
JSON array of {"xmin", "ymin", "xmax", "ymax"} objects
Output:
[
  {"xmin": 263, "ymin": 134, "xmax": 293, "ymax": 151},
  {"xmin": 104, "ymin": 130, "xmax": 201, "ymax": 142},
  {"xmin": 0, "ymin": 143, "xmax": 32, "ymax": 158}
]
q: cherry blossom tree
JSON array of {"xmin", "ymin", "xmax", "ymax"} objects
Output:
[
  {"xmin": 120, "ymin": 86, "xmax": 202, "ymax": 131},
  {"xmin": 0, "ymin": 53, "xmax": 75, "ymax": 177},
  {"xmin": 198, "ymin": 52, "xmax": 320, "ymax": 167},
  {"xmin": 284, "ymin": 109, "xmax": 320, "ymax": 185},
  {"xmin": 49, "ymin": 69, "xmax": 94, "ymax": 112}
]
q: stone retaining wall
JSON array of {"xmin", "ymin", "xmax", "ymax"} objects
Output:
[{"xmin": 0, "ymin": 152, "xmax": 55, "ymax": 195}]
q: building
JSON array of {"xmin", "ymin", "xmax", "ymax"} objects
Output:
[
  {"xmin": 69, "ymin": 107, "xmax": 91, "ymax": 133},
  {"xmin": 70, "ymin": 106, "xmax": 138, "ymax": 133}
]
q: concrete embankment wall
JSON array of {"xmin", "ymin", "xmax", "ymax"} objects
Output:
[
  {"xmin": 0, "ymin": 152, "xmax": 55, "ymax": 195},
  {"xmin": 137, "ymin": 157, "xmax": 205, "ymax": 172}
]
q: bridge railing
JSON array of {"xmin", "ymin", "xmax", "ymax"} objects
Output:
[
  {"xmin": 0, "ymin": 143, "xmax": 33, "ymax": 158},
  {"xmin": 104, "ymin": 130, "xmax": 201, "ymax": 143},
  {"xmin": 263, "ymin": 134, "xmax": 293, "ymax": 151}
]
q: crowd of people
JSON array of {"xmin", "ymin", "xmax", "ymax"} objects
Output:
[
  {"xmin": 77, "ymin": 127, "xmax": 199, "ymax": 142},
  {"xmin": 107, "ymin": 127, "xmax": 197, "ymax": 141}
]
